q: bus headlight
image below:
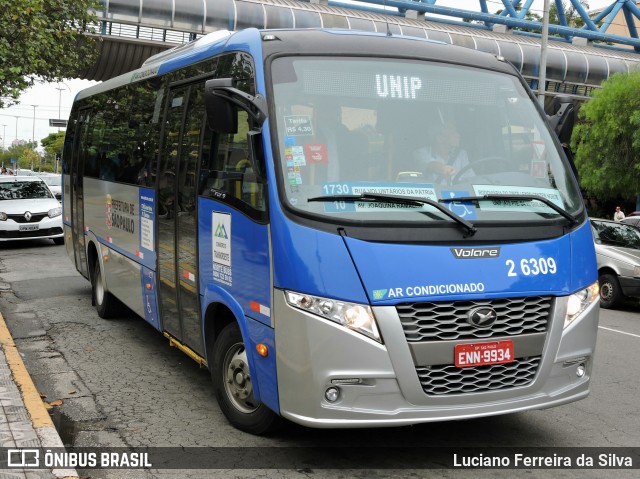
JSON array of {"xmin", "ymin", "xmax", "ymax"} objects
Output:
[
  {"xmin": 48, "ymin": 207, "xmax": 62, "ymax": 218},
  {"xmin": 285, "ymin": 291, "xmax": 381, "ymax": 342},
  {"xmin": 565, "ymin": 281, "xmax": 599, "ymax": 329}
]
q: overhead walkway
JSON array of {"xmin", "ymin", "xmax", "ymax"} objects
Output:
[{"xmin": 83, "ymin": 0, "xmax": 640, "ymax": 100}]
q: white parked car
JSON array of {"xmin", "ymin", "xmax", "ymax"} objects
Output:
[
  {"xmin": 0, "ymin": 176, "xmax": 64, "ymax": 245},
  {"xmin": 13, "ymin": 168, "xmax": 36, "ymax": 176},
  {"xmin": 39, "ymin": 173, "xmax": 62, "ymax": 202},
  {"xmin": 590, "ymin": 218, "xmax": 640, "ymax": 309}
]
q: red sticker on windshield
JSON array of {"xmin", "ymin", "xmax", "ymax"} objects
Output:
[{"xmin": 304, "ymin": 144, "xmax": 328, "ymax": 164}]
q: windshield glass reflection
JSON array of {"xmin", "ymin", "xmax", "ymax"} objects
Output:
[{"xmin": 271, "ymin": 57, "xmax": 582, "ymax": 224}]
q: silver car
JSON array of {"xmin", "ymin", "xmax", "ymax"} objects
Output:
[
  {"xmin": 0, "ymin": 176, "xmax": 64, "ymax": 245},
  {"xmin": 590, "ymin": 218, "xmax": 640, "ymax": 309}
]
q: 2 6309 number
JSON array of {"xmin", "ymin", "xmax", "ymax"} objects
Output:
[{"xmin": 506, "ymin": 257, "xmax": 556, "ymax": 277}]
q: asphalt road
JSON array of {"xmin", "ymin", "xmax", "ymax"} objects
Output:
[{"xmin": 0, "ymin": 239, "xmax": 639, "ymax": 479}]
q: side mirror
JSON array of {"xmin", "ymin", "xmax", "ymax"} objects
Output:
[
  {"xmin": 547, "ymin": 95, "xmax": 575, "ymax": 145},
  {"xmin": 204, "ymin": 78, "xmax": 267, "ymax": 134},
  {"xmin": 547, "ymin": 96, "xmax": 579, "ymax": 180},
  {"xmin": 205, "ymin": 79, "xmax": 238, "ymax": 134}
]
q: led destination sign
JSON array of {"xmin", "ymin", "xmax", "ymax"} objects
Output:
[{"xmin": 293, "ymin": 60, "xmax": 500, "ymax": 105}]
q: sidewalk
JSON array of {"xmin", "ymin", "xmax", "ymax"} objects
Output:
[{"xmin": 0, "ymin": 312, "xmax": 78, "ymax": 478}]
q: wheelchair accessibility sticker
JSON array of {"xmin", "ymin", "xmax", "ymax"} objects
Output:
[{"xmin": 441, "ymin": 190, "xmax": 477, "ymax": 219}]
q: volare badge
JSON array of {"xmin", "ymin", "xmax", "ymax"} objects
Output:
[{"xmin": 451, "ymin": 247, "xmax": 500, "ymax": 259}]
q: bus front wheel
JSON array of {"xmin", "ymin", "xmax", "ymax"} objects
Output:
[
  {"xmin": 92, "ymin": 260, "xmax": 120, "ymax": 319},
  {"xmin": 210, "ymin": 322, "xmax": 280, "ymax": 435}
]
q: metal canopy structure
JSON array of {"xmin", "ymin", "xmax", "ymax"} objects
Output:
[
  {"xmin": 343, "ymin": 0, "xmax": 640, "ymax": 50},
  {"xmin": 84, "ymin": 0, "xmax": 640, "ymax": 100}
]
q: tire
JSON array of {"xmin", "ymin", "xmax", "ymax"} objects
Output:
[
  {"xmin": 210, "ymin": 322, "xmax": 280, "ymax": 435},
  {"xmin": 92, "ymin": 260, "xmax": 121, "ymax": 319},
  {"xmin": 53, "ymin": 237, "xmax": 64, "ymax": 245},
  {"xmin": 599, "ymin": 273, "xmax": 623, "ymax": 309}
]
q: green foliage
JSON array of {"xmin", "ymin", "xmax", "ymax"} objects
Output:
[
  {"xmin": 571, "ymin": 70, "xmax": 640, "ymax": 198},
  {"xmin": 41, "ymin": 131, "xmax": 65, "ymax": 156},
  {"xmin": 0, "ymin": 142, "xmax": 42, "ymax": 170},
  {"xmin": 21, "ymin": 148, "xmax": 42, "ymax": 170},
  {"xmin": 40, "ymin": 131, "xmax": 65, "ymax": 171},
  {"xmin": 0, "ymin": 0, "xmax": 99, "ymax": 107}
]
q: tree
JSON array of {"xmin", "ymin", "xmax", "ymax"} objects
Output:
[
  {"xmin": 0, "ymin": 142, "xmax": 41, "ymax": 170},
  {"xmin": 40, "ymin": 131, "xmax": 65, "ymax": 172},
  {"xmin": 41, "ymin": 131, "xmax": 65, "ymax": 158},
  {"xmin": 571, "ymin": 70, "xmax": 640, "ymax": 199},
  {"xmin": 21, "ymin": 147, "xmax": 41, "ymax": 171},
  {"xmin": 0, "ymin": 0, "xmax": 99, "ymax": 108}
]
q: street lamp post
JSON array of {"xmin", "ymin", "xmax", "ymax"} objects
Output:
[
  {"xmin": 539, "ymin": 0, "xmax": 550, "ymax": 107},
  {"xmin": 30, "ymin": 105, "xmax": 37, "ymax": 147},
  {"xmin": 30, "ymin": 105, "xmax": 37, "ymax": 170},
  {"xmin": 55, "ymin": 86, "xmax": 64, "ymax": 132}
]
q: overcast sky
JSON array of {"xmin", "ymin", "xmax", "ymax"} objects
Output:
[{"xmin": 0, "ymin": 0, "xmax": 622, "ymax": 149}]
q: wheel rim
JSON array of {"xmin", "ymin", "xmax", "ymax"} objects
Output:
[
  {"xmin": 222, "ymin": 342, "xmax": 258, "ymax": 414},
  {"xmin": 600, "ymin": 281, "xmax": 613, "ymax": 303},
  {"xmin": 94, "ymin": 269, "xmax": 105, "ymax": 305}
]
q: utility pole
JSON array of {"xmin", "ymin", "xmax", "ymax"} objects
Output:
[
  {"xmin": 30, "ymin": 105, "xmax": 37, "ymax": 170},
  {"xmin": 30, "ymin": 105, "xmax": 37, "ymax": 147},
  {"xmin": 55, "ymin": 82, "xmax": 71, "ymax": 133},
  {"xmin": 1, "ymin": 124, "xmax": 6, "ymax": 151},
  {"xmin": 539, "ymin": 0, "xmax": 550, "ymax": 108},
  {"xmin": 55, "ymin": 86, "xmax": 64, "ymax": 132}
]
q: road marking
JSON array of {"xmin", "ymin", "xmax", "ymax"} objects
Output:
[{"xmin": 598, "ymin": 326, "xmax": 640, "ymax": 339}]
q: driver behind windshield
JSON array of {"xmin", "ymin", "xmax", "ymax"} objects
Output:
[{"xmin": 413, "ymin": 121, "xmax": 474, "ymax": 185}]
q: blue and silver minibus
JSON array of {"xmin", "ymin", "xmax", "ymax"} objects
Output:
[{"xmin": 63, "ymin": 28, "xmax": 599, "ymax": 434}]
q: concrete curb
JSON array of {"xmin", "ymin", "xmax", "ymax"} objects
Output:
[{"xmin": 0, "ymin": 311, "xmax": 79, "ymax": 479}]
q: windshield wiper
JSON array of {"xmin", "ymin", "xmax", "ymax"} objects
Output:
[
  {"xmin": 439, "ymin": 194, "xmax": 578, "ymax": 225},
  {"xmin": 307, "ymin": 193, "xmax": 477, "ymax": 237}
]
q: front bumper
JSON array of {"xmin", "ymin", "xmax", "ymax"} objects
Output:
[
  {"xmin": 0, "ymin": 216, "xmax": 63, "ymax": 241},
  {"xmin": 273, "ymin": 290, "xmax": 599, "ymax": 428}
]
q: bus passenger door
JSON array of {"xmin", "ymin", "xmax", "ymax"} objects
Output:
[
  {"xmin": 199, "ymin": 107, "xmax": 272, "ymax": 334},
  {"xmin": 156, "ymin": 84, "xmax": 205, "ymax": 354},
  {"xmin": 69, "ymin": 108, "xmax": 91, "ymax": 279}
]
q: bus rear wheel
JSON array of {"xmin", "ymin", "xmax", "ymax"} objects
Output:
[
  {"xmin": 92, "ymin": 260, "xmax": 120, "ymax": 319},
  {"xmin": 210, "ymin": 322, "xmax": 280, "ymax": 435}
]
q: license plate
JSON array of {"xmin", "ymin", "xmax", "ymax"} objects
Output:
[
  {"xmin": 454, "ymin": 340, "xmax": 514, "ymax": 368},
  {"xmin": 18, "ymin": 224, "xmax": 39, "ymax": 232}
]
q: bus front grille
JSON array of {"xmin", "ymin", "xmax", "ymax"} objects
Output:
[
  {"xmin": 397, "ymin": 296, "xmax": 551, "ymax": 342},
  {"xmin": 416, "ymin": 357, "xmax": 541, "ymax": 395}
]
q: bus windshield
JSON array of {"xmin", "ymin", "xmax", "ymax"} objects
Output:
[{"xmin": 270, "ymin": 56, "xmax": 582, "ymax": 224}]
